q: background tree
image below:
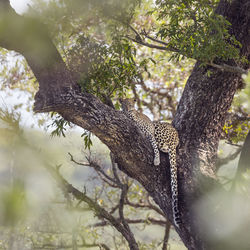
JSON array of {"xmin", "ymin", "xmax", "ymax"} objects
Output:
[{"xmin": 0, "ymin": 0, "xmax": 249, "ymax": 249}]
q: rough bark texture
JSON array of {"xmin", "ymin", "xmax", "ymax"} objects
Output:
[{"xmin": 0, "ymin": 0, "xmax": 249, "ymax": 249}]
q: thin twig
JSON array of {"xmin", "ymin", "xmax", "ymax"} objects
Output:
[
  {"xmin": 216, "ymin": 147, "xmax": 242, "ymax": 168},
  {"xmin": 110, "ymin": 152, "xmax": 123, "ymax": 187},
  {"xmin": 162, "ymin": 222, "xmax": 171, "ymax": 250},
  {"xmin": 125, "ymin": 198, "xmax": 165, "ymax": 217},
  {"xmin": 33, "ymin": 242, "xmax": 110, "ymax": 250},
  {"xmin": 68, "ymin": 152, "xmax": 120, "ymax": 186},
  {"xmin": 208, "ymin": 62, "xmax": 248, "ymax": 75},
  {"xmin": 126, "ymin": 34, "xmax": 249, "ymax": 75},
  {"xmin": 225, "ymin": 142, "xmax": 242, "ymax": 147},
  {"xmin": 90, "ymin": 217, "xmax": 167, "ymax": 227},
  {"xmin": 44, "ymin": 163, "xmax": 139, "ymax": 250},
  {"xmin": 126, "ymin": 35, "xmax": 172, "ymax": 51}
]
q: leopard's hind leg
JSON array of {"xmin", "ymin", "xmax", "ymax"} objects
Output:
[{"xmin": 147, "ymin": 133, "xmax": 160, "ymax": 166}]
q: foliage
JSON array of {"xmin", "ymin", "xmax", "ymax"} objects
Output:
[
  {"xmin": 49, "ymin": 113, "xmax": 71, "ymax": 137},
  {"xmin": 81, "ymin": 130, "xmax": 93, "ymax": 150},
  {"xmin": 49, "ymin": 113, "xmax": 93, "ymax": 149},
  {"xmin": 0, "ymin": 0, "xmax": 249, "ymax": 249},
  {"xmin": 68, "ymin": 35, "xmax": 140, "ymax": 100},
  {"xmin": 153, "ymin": 0, "xmax": 241, "ymax": 62}
]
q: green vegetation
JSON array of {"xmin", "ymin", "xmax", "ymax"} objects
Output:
[{"xmin": 0, "ymin": 0, "xmax": 249, "ymax": 249}]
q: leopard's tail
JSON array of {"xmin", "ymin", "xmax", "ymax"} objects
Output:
[{"xmin": 169, "ymin": 147, "xmax": 181, "ymax": 227}]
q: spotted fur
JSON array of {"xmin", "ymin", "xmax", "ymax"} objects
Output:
[
  {"xmin": 120, "ymin": 98, "xmax": 160, "ymax": 166},
  {"xmin": 154, "ymin": 121, "xmax": 181, "ymax": 227},
  {"xmin": 120, "ymin": 98, "xmax": 181, "ymax": 227}
]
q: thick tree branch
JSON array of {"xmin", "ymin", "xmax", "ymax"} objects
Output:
[{"xmin": 0, "ymin": 3, "xmax": 74, "ymax": 96}]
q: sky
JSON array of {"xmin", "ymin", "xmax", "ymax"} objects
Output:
[{"xmin": 10, "ymin": 0, "xmax": 32, "ymax": 14}]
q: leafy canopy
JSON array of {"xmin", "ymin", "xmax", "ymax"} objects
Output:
[
  {"xmin": 29, "ymin": 0, "xmax": 243, "ymax": 100},
  {"xmin": 151, "ymin": 0, "xmax": 241, "ymax": 62},
  {"xmin": 68, "ymin": 35, "xmax": 140, "ymax": 100}
]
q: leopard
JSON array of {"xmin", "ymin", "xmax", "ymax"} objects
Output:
[
  {"xmin": 120, "ymin": 98, "xmax": 181, "ymax": 227},
  {"xmin": 153, "ymin": 121, "xmax": 181, "ymax": 227},
  {"xmin": 120, "ymin": 98, "xmax": 160, "ymax": 166}
]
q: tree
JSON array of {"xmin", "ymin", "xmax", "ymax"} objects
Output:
[{"xmin": 0, "ymin": 0, "xmax": 249, "ymax": 249}]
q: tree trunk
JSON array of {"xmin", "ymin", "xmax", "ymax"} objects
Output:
[{"xmin": 0, "ymin": 0, "xmax": 249, "ymax": 249}]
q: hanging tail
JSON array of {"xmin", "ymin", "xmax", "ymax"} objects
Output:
[{"xmin": 169, "ymin": 147, "xmax": 181, "ymax": 227}]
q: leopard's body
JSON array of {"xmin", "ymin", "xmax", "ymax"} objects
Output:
[
  {"xmin": 120, "ymin": 98, "xmax": 181, "ymax": 227},
  {"xmin": 154, "ymin": 121, "xmax": 181, "ymax": 227},
  {"xmin": 120, "ymin": 98, "xmax": 160, "ymax": 166}
]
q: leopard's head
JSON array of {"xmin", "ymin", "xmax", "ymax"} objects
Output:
[{"xmin": 119, "ymin": 98, "xmax": 136, "ymax": 111}]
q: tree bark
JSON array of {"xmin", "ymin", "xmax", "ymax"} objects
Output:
[{"xmin": 0, "ymin": 0, "xmax": 249, "ymax": 249}]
